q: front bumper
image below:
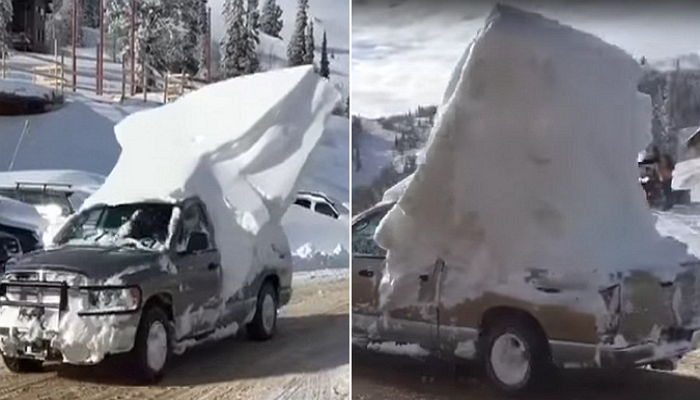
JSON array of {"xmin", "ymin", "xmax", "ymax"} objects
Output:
[
  {"xmin": 0, "ymin": 282, "xmax": 140, "ymax": 364},
  {"xmin": 551, "ymin": 329, "xmax": 700, "ymax": 369}
]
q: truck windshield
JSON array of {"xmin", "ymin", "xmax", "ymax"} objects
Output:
[{"xmin": 54, "ymin": 203, "xmax": 174, "ymax": 250}]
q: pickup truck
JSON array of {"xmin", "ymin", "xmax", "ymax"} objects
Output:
[
  {"xmin": 353, "ymin": 201, "xmax": 700, "ymax": 395},
  {"xmin": 0, "ymin": 197, "xmax": 292, "ymax": 382}
]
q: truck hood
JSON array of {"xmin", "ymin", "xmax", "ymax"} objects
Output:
[{"xmin": 7, "ymin": 245, "xmax": 162, "ymax": 282}]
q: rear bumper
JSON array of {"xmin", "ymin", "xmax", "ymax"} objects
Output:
[{"xmin": 551, "ymin": 330, "xmax": 700, "ymax": 368}]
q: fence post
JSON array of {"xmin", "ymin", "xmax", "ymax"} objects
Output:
[
  {"xmin": 121, "ymin": 54, "xmax": 126, "ymax": 103},
  {"xmin": 95, "ymin": 45, "xmax": 100, "ymax": 94},
  {"xmin": 163, "ymin": 72, "xmax": 169, "ymax": 104},
  {"xmin": 142, "ymin": 59, "xmax": 147, "ymax": 102},
  {"xmin": 61, "ymin": 53, "xmax": 65, "ymax": 93}
]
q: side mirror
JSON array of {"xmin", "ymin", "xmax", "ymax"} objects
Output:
[{"xmin": 186, "ymin": 232, "xmax": 209, "ymax": 253}]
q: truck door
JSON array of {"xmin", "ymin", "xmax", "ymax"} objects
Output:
[
  {"xmin": 351, "ymin": 208, "xmax": 387, "ymax": 317},
  {"xmin": 380, "ymin": 258, "xmax": 443, "ymax": 350},
  {"xmin": 171, "ymin": 200, "xmax": 223, "ymax": 337}
]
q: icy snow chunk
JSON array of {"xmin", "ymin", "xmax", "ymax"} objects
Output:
[
  {"xmin": 84, "ymin": 66, "xmax": 340, "ymax": 298},
  {"xmin": 375, "ymin": 5, "xmax": 691, "ymax": 310}
]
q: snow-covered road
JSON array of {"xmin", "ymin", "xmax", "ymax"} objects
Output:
[{"xmin": 0, "ymin": 277, "xmax": 348, "ymax": 400}]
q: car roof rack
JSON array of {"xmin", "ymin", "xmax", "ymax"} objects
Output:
[{"xmin": 1, "ymin": 182, "xmax": 74, "ymax": 193}]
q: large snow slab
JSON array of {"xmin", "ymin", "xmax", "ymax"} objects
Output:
[
  {"xmin": 84, "ymin": 66, "xmax": 339, "ymax": 297},
  {"xmin": 375, "ymin": 5, "xmax": 691, "ymax": 309}
]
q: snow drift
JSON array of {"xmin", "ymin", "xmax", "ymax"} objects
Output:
[
  {"xmin": 375, "ymin": 5, "xmax": 691, "ymax": 310},
  {"xmin": 84, "ymin": 66, "xmax": 339, "ymax": 298}
]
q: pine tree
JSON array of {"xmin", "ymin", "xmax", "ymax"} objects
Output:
[
  {"xmin": 286, "ymin": 0, "xmax": 308, "ymax": 66},
  {"xmin": 303, "ymin": 19, "xmax": 314, "ymax": 65},
  {"xmin": 48, "ymin": 0, "xmax": 84, "ymax": 47},
  {"xmin": 319, "ymin": 30, "xmax": 330, "ymax": 78},
  {"xmin": 82, "ymin": 0, "xmax": 101, "ymax": 28},
  {"xmin": 0, "ymin": 0, "xmax": 12, "ymax": 53},
  {"xmin": 245, "ymin": 0, "xmax": 260, "ymax": 74},
  {"xmin": 221, "ymin": 0, "xmax": 248, "ymax": 77},
  {"xmin": 197, "ymin": 0, "xmax": 209, "ymax": 77},
  {"xmin": 260, "ymin": 0, "xmax": 283, "ymax": 38}
]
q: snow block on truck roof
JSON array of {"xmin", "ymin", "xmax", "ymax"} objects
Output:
[
  {"xmin": 374, "ymin": 5, "xmax": 693, "ymax": 309},
  {"xmin": 84, "ymin": 66, "xmax": 340, "ymax": 297}
]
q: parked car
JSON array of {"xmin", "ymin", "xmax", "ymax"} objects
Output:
[
  {"xmin": 352, "ymin": 201, "xmax": 700, "ymax": 394},
  {"xmin": 0, "ymin": 232, "xmax": 21, "ymax": 273},
  {"xmin": 293, "ymin": 191, "xmax": 346, "ymax": 219},
  {"xmin": 0, "ymin": 197, "xmax": 291, "ymax": 382},
  {"xmin": 0, "ymin": 170, "xmax": 105, "ymax": 244}
]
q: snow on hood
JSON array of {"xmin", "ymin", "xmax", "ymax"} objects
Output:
[
  {"xmin": 374, "ymin": 5, "xmax": 692, "ymax": 310},
  {"xmin": 84, "ymin": 66, "xmax": 340, "ymax": 297},
  {"xmin": 0, "ymin": 195, "xmax": 46, "ymax": 235}
]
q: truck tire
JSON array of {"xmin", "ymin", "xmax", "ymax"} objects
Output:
[
  {"xmin": 129, "ymin": 306, "xmax": 171, "ymax": 383},
  {"xmin": 2, "ymin": 355, "xmax": 42, "ymax": 373},
  {"xmin": 247, "ymin": 281, "xmax": 278, "ymax": 341},
  {"xmin": 482, "ymin": 317, "xmax": 550, "ymax": 395}
]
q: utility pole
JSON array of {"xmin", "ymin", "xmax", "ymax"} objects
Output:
[
  {"xmin": 130, "ymin": 0, "xmax": 136, "ymax": 96},
  {"xmin": 207, "ymin": 7, "xmax": 212, "ymax": 82},
  {"xmin": 72, "ymin": 0, "xmax": 78, "ymax": 91},
  {"xmin": 98, "ymin": 0, "xmax": 105, "ymax": 95}
]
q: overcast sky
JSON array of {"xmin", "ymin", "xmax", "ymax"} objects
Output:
[{"xmin": 353, "ymin": 0, "xmax": 700, "ymax": 118}]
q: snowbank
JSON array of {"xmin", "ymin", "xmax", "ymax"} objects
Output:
[
  {"xmin": 375, "ymin": 5, "xmax": 691, "ymax": 310},
  {"xmin": 282, "ymin": 205, "xmax": 349, "ymax": 270},
  {"xmin": 0, "ymin": 80, "xmax": 59, "ymax": 100},
  {"xmin": 84, "ymin": 66, "xmax": 339, "ymax": 298}
]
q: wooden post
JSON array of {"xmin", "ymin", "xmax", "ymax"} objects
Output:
[
  {"xmin": 95, "ymin": 45, "xmax": 100, "ymax": 94},
  {"xmin": 98, "ymin": 0, "xmax": 105, "ymax": 95},
  {"xmin": 121, "ymin": 54, "xmax": 127, "ymax": 103},
  {"xmin": 163, "ymin": 72, "xmax": 169, "ymax": 104},
  {"xmin": 61, "ymin": 53, "xmax": 65, "ymax": 93},
  {"xmin": 130, "ymin": 0, "xmax": 136, "ymax": 96},
  {"xmin": 207, "ymin": 7, "xmax": 212, "ymax": 82},
  {"xmin": 72, "ymin": 0, "xmax": 78, "ymax": 91},
  {"xmin": 142, "ymin": 57, "xmax": 147, "ymax": 102}
]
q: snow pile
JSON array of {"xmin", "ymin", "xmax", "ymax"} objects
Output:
[
  {"xmin": 375, "ymin": 5, "xmax": 691, "ymax": 310},
  {"xmin": 84, "ymin": 66, "xmax": 339, "ymax": 298},
  {"xmin": 0, "ymin": 195, "xmax": 46, "ymax": 235},
  {"xmin": 282, "ymin": 206, "xmax": 349, "ymax": 270},
  {"xmin": 0, "ymin": 80, "xmax": 60, "ymax": 100}
]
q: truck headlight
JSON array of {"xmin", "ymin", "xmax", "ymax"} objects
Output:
[{"xmin": 79, "ymin": 286, "xmax": 141, "ymax": 315}]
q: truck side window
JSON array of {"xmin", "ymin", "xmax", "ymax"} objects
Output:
[
  {"xmin": 177, "ymin": 203, "xmax": 214, "ymax": 252},
  {"xmin": 315, "ymin": 202, "xmax": 337, "ymax": 218},
  {"xmin": 352, "ymin": 210, "xmax": 387, "ymax": 257}
]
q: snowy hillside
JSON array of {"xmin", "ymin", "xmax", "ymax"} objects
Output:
[
  {"xmin": 352, "ymin": 112, "xmax": 432, "ymax": 213},
  {"xmin": 211, "ymin": 0, "xmax": 349, "ymax": 96}
]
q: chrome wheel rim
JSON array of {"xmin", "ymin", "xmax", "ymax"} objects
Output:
[
  {"xmin": 490, "ymin": 333, "xmax": 530, "ymax": 387},
  {"xmin": 262, "ymin": 293, "xmax": 276, "ymax": 333},
  {"xmin": 146, "ymin": 320, "xmax": 168, "ymax": 373}
]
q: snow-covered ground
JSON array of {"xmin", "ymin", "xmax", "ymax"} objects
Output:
[{"xmin": 352, "ymin": 118, "xmax": 396, "ymax": 189}]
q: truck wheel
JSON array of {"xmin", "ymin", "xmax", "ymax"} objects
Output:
[
  {"xmin": 247, "ymin": 281, "xmax": 278, "ymax": 341},
  {"xmin": 2, "ymin": 355, "xmax": 42, "ymax": 373},
  {"xmin": 482, "ymin": 318, "xmax": 550, "ymax": 395},
  {"xmin": 130, "ymin": 306, "xmax": 171, "ymax": 383}
]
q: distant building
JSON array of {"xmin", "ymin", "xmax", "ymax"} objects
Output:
[{"xmin": 10, "ymin": 0, "xmax": 53, "ymax": 52}]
